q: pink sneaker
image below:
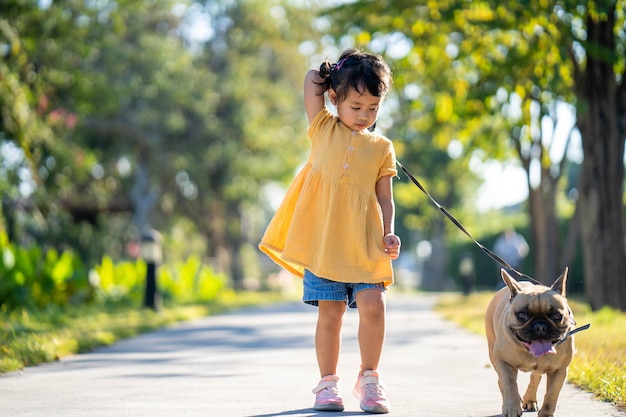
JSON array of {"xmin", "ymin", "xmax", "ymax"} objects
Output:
[
  {"xmin": 312, "ymin": 375, "xmax": 344, "ymax": 411},
  {"xmin": 353, "ymin": 370, "xmax": 390, "ymax": 414}
]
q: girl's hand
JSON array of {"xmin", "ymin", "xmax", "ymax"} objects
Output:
[{"xmin": 383, "ymin": 234, "xmax": 401, "ymax": 260}]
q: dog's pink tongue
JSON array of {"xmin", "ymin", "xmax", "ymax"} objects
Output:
[{"xmin": 528, "ymin": 339, "xmax": 556, "ymax": 357}]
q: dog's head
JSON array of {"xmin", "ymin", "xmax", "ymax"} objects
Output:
[{"xmin": 502, "ymin": 268, "xmax": 573, "ymax": 357}]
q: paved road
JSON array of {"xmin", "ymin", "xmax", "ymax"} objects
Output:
[{"xmin": 0, "ymin": 293, "xmax": 623, "ymax": 417}]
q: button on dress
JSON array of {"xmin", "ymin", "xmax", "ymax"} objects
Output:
[{"xmin": 259, "ymin": 107, "xmax": 397, "ymax": 286}]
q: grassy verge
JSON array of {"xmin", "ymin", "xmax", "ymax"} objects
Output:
[
  {"xmin": 0, "ymin": 289, "xmax": 294, "ymax": 374},
  {"xmin": 434, "ymin": 292, "xmax": 626, "ymax": 410}
]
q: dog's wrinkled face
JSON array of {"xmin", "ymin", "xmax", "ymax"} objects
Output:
[
  {"xmin": 508, "ymin": 291, "xmax": 571, "ymax": 357},
  {"xmin": 504, "ymin": 270, "xmax": 573, "ymax": 357}
]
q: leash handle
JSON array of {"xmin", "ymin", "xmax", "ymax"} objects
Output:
[{"xmin": 397, "ymin": 161, "xmax": 541, "ymax": 285}]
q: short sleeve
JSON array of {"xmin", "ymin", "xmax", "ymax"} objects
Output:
[
  {"xmin": 307, "ymin": 107, "xmax": 334, "ymax": 141},
  {"xmin": 377, "ymin": 138, "xmax": 397, "ymax": 180}
]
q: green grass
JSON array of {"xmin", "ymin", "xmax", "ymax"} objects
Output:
[
  {"xmin": 0, "ymin": 289, "xmax": 294, "ymax": 374},
  {"xmin": 434, "ymin": 292, "xmax": 626, "ymax": 410}
]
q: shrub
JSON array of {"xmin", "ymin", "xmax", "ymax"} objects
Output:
[
  {"xmin": 158, "ymin": 255, "xmax": 226, "ymax": 304},
  {"xmin": 1, "ymin": 231, "xmax": 227, "ymax": 310},
  {"xmin": 0, "ymin": 232, "xmax": 91, "ymax": 310}
]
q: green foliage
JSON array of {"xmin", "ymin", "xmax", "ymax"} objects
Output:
[
  {"xmin": 0, "ymin": 0, "xmax": 318, "ymax": 288},
  {"xmin": 0, "ymin": 232, "xmax": 91, "ymax": 310},
  {"xmin": 2, "ymin": 0, "xmax": 625, "ymax": 304},
  {"xmin": 158, "ymin": 255, "xmax": 226, "ymax": 304},
  {"xmin": 321, "ymin": 0, "xmax": 626, "ymax": 306},
  {"xmin": 90, "ymin": 254, "xmax": 226, "ymax": 306},
  {"xmin": 92, "ymin": 256, "xmax": 146, "ymax": 305},
  {"xmin": 0, "ymin": 231, "xmax": 227, "ymax": 311},
  {"xmin": 0, "ymin": 233, "xmax": 230, "ymax": 371}
]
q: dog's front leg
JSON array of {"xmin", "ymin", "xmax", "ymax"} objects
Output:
[
  {"xmin": 522, "ymin": 372, "xmax": 541, "ymax": 411},
  {"xmin": 496, "ymin": 361, "xmax": 523, "ymax": 417},
  {"xmin": 539, "ymin": 368, "xmax": 568, "ymax": 417}
]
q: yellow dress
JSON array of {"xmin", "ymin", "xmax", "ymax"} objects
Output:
[{"xmin": 258, "ymin": 107, "xmax": 397, "ymax": 286}]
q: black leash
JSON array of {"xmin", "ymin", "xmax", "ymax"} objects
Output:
[
  {"xmin": 556, "ymin": 323, "xmax": 592, "ymax": 346},
  {"xmin": 397, "ymin": 161, "xmax": 541, "ymax": 285},
  {"xmin": 397, "ymin": 161, "xmax": 591, "ymax": 340}
]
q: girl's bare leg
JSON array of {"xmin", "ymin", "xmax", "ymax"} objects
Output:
[
  {"xmin": 355, "ymin": 289, "xmax": 386, "ymax": 372},
  {"xmin": 316, "ymin": 300, "xmax": 347, "ymax": 376}
]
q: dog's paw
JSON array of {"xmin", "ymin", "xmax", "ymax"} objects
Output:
[
  {"xmin": 522, "ymin": 400, "xmax": 538, "ymax": 412},
  {"xmin": 537, "ymin": 407, "xmax": 555, "ymax": 417},
  {"xmin": 502, "ymin": 401, "xmax": 523, "ymax": 417}
]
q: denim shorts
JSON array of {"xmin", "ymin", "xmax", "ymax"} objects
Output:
[{"xmin": 303, "ymin": 270, "xmax": 386, "ymax": 309}]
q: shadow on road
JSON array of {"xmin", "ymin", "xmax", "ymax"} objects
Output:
[{"xmin": 246, "ymin": 408, "xmax": 366, "ymax": 417}]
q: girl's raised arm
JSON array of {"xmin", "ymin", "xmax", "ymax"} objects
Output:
[{"xmin": 304, "ymin": 69, "xmax": 325, "ymax": 124}]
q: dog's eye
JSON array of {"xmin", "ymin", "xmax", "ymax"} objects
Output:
[
  {"xmin": 517, "ymin": 311, "xmax": 530, "ymax": 321},
  {"xmin": 551, "ymin": 312, "xmax": 563, "ymax": 321}
]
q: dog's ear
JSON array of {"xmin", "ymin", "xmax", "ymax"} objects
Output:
[
  {"xmin": 550, "ymin": 267, "xmax": 569, "ymax": 297},
  {"xmin": 502, "ymin": 269, "xmax": 523, "ymax": 299}
]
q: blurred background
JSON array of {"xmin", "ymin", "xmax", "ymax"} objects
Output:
[{"xmin": 1, "ymin": 0, "xmax": 625, "ymax": 312}]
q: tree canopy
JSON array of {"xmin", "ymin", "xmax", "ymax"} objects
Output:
[
  {"xmin": 323, "ymin": 0, "xmax": 626, "ymax": 309},
  {"xmin": 1, "ymin": 0, "xmax": 625, "ymax": 309},
  {"xmin": 0, "ymin": 0, "xmax": 314, "ymax": 286}
]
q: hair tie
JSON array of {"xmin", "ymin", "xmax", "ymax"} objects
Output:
[{"xmin": 333, "ymin": 56, "xmax": 348, "ymax": 72}]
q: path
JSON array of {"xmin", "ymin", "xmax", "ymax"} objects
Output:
[{"xmin": 0, "ymin": 293, "xmax": 623, "ymax": 417}]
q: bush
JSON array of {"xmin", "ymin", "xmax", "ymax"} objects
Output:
[
  {"xmin": 0, "ymin": 232, "xmax": 91, "ymax": 310},
  {"xmin": 158, "ymin": 255, "xmax": 226, "ymax": 304},
  {"xmin": 91, "ymin": 256, "xmax": 146, "ymax": 305},
  {"xmin": 0, "ymin": 232, "xmax": 227, "ymax": 311}
]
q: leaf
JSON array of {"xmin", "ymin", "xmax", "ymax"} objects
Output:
[
  {"xmin": 2, "ymin": 247, "xmax": 15, "ymax": 270},
  {"xmin": 51, "ymin": 251, "xmax": 74, "ymax": 285}
]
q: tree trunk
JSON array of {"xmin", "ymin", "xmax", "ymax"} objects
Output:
[
  {"xmin": 527, "ymin": 177, "xmax": 561, "ymax": 284},
  {"xmin": 227, "ymin": 202, "xmax": 245, "ymax": 290},
  {"xmin": 200, "ymin": 196, "xmax": 246, "ymax": 289},
  {"xmin": 528, "ymin": 187, "xmax": 546, "ymax": 281},
  {"xmin": 575, "ymin": 11, "xmax": 626, "ymax": 311},
  {"xmin": 519, "ymin": 102, "xmax": 562, "ymax": 285},
  {"xmin": 131, "ymin": 159, "xmax": 158, "ymax": 235},
  {"xmin": 421, "ymin": 217, "xmax": 448, "ymax": 291},
  {"xmin": 203, "ymin": 196, "xmax": 229, "ymax": 274}
]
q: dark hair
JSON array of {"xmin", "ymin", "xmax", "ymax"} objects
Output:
[{"xmin": 317, "ymin": 49, "xmax": 392, "ymax": 102}]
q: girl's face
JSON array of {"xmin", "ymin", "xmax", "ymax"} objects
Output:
[{"xmin": 329, "ymin": 88, "xmax": 382, "ymax": 133}]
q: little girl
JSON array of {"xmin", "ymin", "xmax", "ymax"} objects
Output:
[{"xmin": 259, "ymin": 49, "xmax": 400, "ymax": 414}]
